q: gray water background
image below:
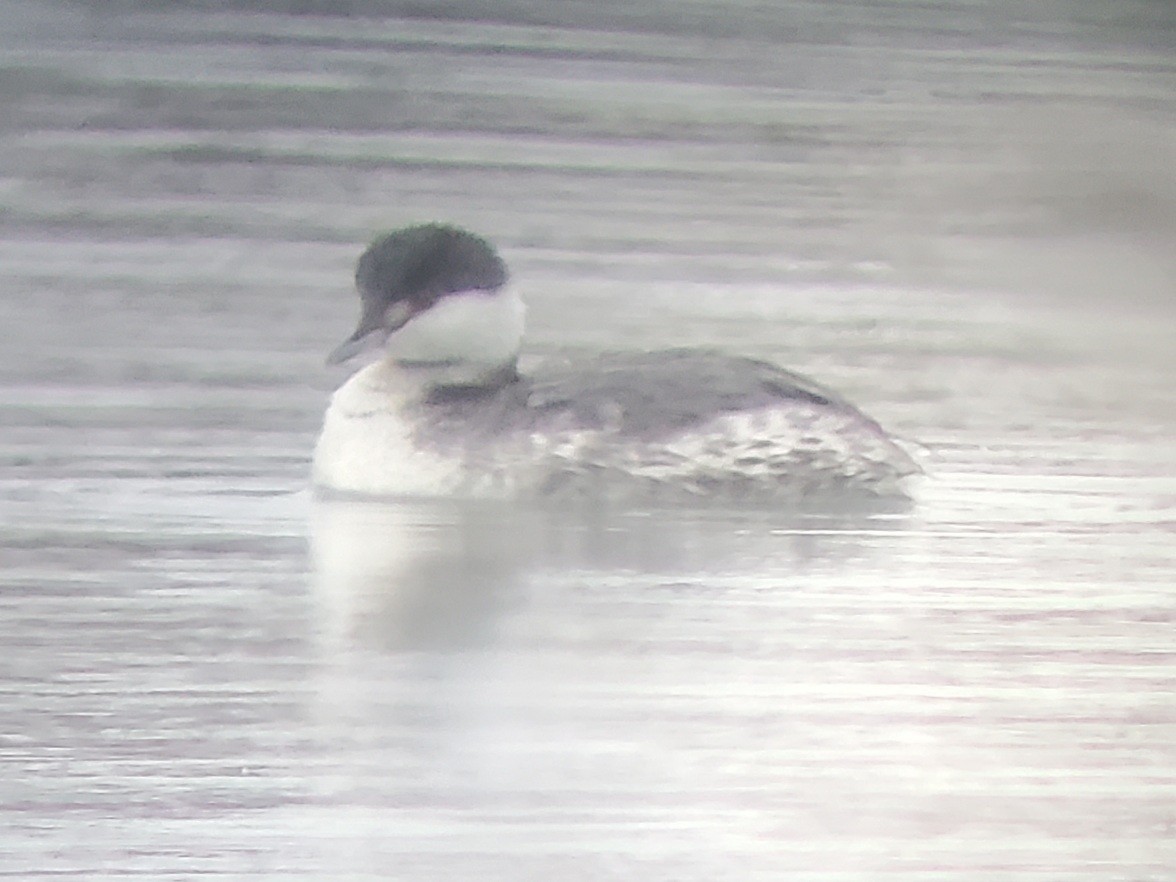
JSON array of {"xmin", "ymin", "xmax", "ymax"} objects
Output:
[{"xmin": 1, "ymin": 1, "xmax": 1174, "ymax": 879}]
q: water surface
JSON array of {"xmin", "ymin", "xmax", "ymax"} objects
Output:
[{"xmin": 2, "ymin": 2, "xmax": 1174, "ymax": 879}]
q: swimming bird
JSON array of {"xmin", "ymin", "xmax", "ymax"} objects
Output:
[{"xmin": 313, "ymin": 223, "xmax": 917, "ymax": 503}]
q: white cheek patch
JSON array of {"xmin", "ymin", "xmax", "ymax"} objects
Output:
[{"xmin": 384, "ymin": 288, "xmax": 525, "ymax": 367}]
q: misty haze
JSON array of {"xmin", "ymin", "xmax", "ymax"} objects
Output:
[{"xmin": 2, "ymin": 1, "xmax": 1174, "ymax": 879}]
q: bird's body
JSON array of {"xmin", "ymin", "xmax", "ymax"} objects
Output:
[{"xmin": 313, "ymin": 224, "xmax": 917, "ymax": 503}]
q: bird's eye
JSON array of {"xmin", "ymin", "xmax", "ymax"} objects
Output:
[{"xmin": 384, "ymin": 301, "xmax": 416, "ymax": 332}]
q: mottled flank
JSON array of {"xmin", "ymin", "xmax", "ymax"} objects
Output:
[{"xmin": 314, "ymin": 350, "xmax": 918, "ymax": 503}]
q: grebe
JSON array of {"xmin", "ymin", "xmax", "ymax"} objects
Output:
[{"xmin": 312, "ymin": 223, "xmax": 917, "ymax": 502}]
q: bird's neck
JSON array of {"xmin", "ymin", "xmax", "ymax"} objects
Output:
[{"xmin": 398, "ymin": 358, "xmax": 520, "ymax": 398}]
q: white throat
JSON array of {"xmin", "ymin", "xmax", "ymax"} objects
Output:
[{"xmin": 383, "ymin": 287, "xmax": 525, "ymax": 376}]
